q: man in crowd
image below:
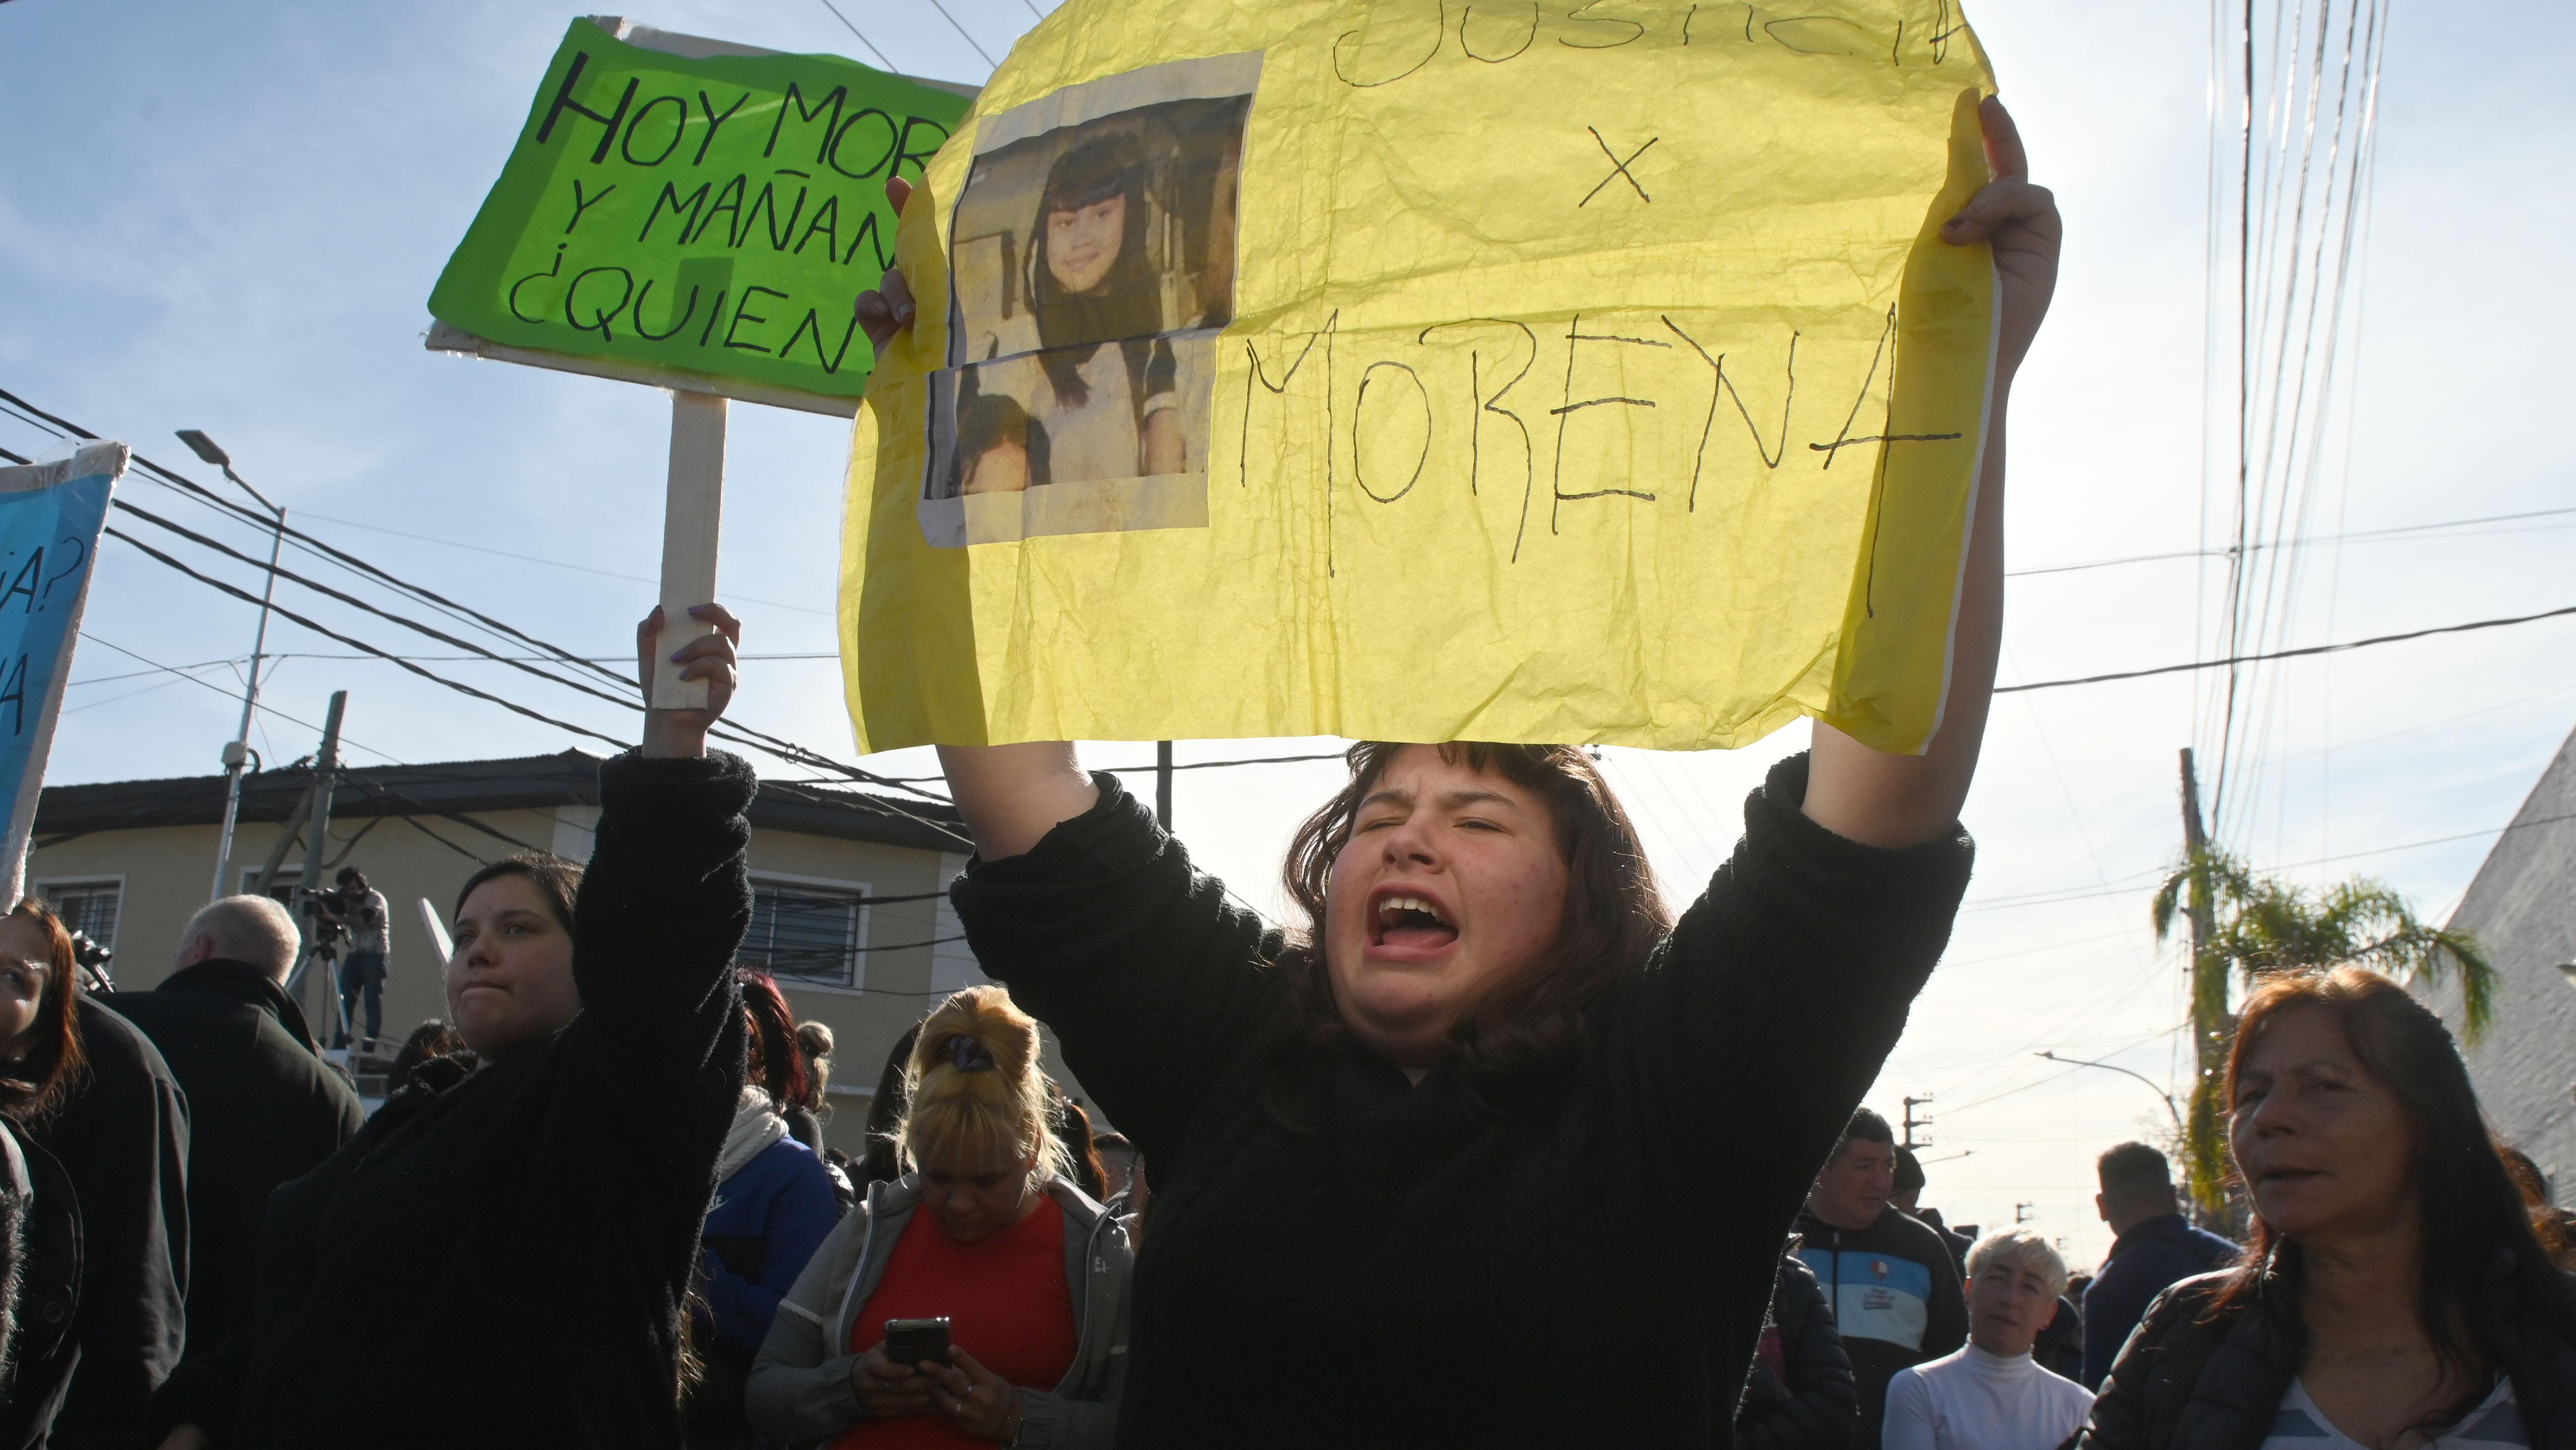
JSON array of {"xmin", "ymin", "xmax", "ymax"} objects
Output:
[
  {"xmin": 1794, "ymin": 1109, "xmax": 1967, "ymax": 1445},
  {"xmin": 30, "ymin": 953, "xmax": 189, "ymax": 1449},
  {"xmin": 113, "ymin": 895, "xmax": 365, "ymax": 1438},
  {"xmin": 1881, "ymin": 1229, "xmax": 2095, "ymax": 1450},
  {"xmin": 320, "ymin": 865, "xmax": 391, "ymax": 1047},
  {"xmin": 1893, "ymin": 1145, "xmax": 1972, "ymax": 1276},
  {"xmin": 2081, "ymin": 1141, "xmax": 2238, "ymax": 1388}
]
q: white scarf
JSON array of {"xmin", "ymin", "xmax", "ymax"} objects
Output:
[{"xmin": 715, "ymin": 1085, "xmax": 789, "ymax": 1183}]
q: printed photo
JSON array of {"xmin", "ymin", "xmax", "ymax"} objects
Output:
[
  {"xmin": 919, "ymin": 334, "xmax": 1217, "ymax": 547},
  {"xmin": 944, "ymin": 54, "xmax": 1257, "ymax": 369},
  {"xmin": 919, "ymin": 52, "xmax": 1258, "ymax": 549}
]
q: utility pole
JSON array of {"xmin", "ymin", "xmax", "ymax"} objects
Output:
[
  {"xmin": 301, "ymin": 691, "xmax": 347, "ymax": 1043},
  {"xmin": 180, "ymin": 430, "xmax": 288, "ymax": 904},
  {"xmin": 2178, "ymin": 748, "xmax": 2228, "ymax": 1219},
  {"xmin": 301, "ymin": 690, "xmax": 347, "ymax": 898},
  {"xmin": 1901, "ymin": 1094, "xmax": 1935, "ymax": 1149},
  {"xmin": 277, "ymin": 693, "xmax": 346, "ymax": 1026},
  {"xmin": 1155, "ymin": 740, "xmax": 1174, "ymax": 830}
]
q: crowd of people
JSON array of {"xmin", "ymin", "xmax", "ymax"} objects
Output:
[{"xmin": 0, "ymin": 94, "xmax": 2568, "ymax": 1450}]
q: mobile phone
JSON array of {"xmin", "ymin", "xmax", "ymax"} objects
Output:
[{"xmin": 882, "ymin": 1316, "xmax": 952, "ymax": 1367}]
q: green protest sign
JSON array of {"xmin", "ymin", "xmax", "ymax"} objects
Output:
[{"xmin": 429, "ymin": 19, "xmax": 971, "ymax": 408}]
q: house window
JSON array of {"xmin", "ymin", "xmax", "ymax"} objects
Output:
[
  {"xmin": 39, "ymin": 879, "xmax": 122, "ymax": 953},
  {"xmin": 740, "ymin": 881, "xmax": 867, "ymax": 991}
]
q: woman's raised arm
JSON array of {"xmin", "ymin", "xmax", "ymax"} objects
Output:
[
  {"xmin": 935, "ymin": 742, "xmax": 1100, "ymax": 860},
  {"xmin": 1803, "ymin": 96, "xmax": 2059, "ymax": 850},
  {"xmin": 858, "ymin": 176, "xmax": 1103, "ymax": 861}
]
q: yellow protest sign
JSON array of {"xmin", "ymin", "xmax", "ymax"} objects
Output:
[{"xmin": 840, "ymin": 1, "xmax": 1997, "ymax": 754}]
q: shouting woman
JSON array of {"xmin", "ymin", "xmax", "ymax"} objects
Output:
[{"xmin": 861, "ymin": 97, "xmax": 2058, "ymax": 1447}]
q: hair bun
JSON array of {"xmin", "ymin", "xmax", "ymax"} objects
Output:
[{"xmin": 897, "ymin": 986, "xmax": 1069, "ymax": 1182}]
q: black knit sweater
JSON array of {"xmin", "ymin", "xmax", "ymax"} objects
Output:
[
  {"xmin": 221, "ymin": 750, "xmax": 756, "ymax": 1448},
  {"xmin": 951, "ymin": 753, "xmax": 1973, "ymax": 1447}
]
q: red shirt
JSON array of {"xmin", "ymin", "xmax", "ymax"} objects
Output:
[{"xmin": 834, "ymin": 1195, "xmax": 1078, "ymax": 1450}]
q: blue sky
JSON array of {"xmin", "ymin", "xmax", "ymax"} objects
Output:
[{"xmin": 6, "ymin": 0, "xmax": 2572, "ymax": 1259}]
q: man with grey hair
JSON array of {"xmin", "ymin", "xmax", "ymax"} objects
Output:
[
  {"xmin": 1881, "ymin": 1228, "xmax": 2094, "ymax": 1450},
  {"xmin": 111, "ymin": 896, "xmax": 363, "ymax": 1442}
]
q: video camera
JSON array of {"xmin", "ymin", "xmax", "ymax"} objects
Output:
[
  {"xmin": 68, "ymin": 930, "xmax": 113, "ymax": 992},
  {"xmin": 296, "ymin": 885, "xmax": 354, "ymax": 957}
]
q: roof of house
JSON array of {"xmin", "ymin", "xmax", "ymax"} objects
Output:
[
  {"xmin": 2430, "ymin": 716, "xmax": 2576, "ymax": 1183},
  {"xmin": 33, "ymin": 750, "xmax": 968, "ymax": 855}
]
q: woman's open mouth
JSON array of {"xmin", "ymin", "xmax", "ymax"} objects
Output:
[{"xmin": 1369, "ymin": 890, "xmax": 1459, "ymax": 951}]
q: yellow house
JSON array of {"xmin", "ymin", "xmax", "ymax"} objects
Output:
[{"xmin": 27, "ymin": 750, "xmax": 1094, "ymax": 1148}]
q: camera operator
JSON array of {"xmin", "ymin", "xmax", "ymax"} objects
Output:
[{"xmin": 313, "ymin": 867, "xmax": 390, "ymax": 1050}]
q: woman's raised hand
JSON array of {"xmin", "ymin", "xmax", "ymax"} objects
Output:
[
  {"xmin": 1803, "ymin": 97, "xmax": 2053, "ymax": 847},
  {"xmin": 855, "ymin": 175, "xmax": 918, "ymax": 351},
  {"xmin": 636, "ymin": 603, "xmax": 740, "ymax": 759},
  {"xmin": 848, "ymin": 1343, "xmax": 938, "ymax": 1418},
  {"xmin": 846, "ymin": 173, "xmax": 1096, "ymax": 856},
  {"xmin": 921, "ymin": 1346, "xmax": 1026, "ymax": 1442},
  {"xmin": 1940, "ymin": 96, "xmax": 2060, "ymax": 383}
]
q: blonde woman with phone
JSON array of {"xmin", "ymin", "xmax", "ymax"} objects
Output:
[{"xmin": 748, "ymin": 987, "xmax": 1132, "ymax": 1448}]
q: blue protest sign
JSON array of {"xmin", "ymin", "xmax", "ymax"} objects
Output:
[{"xmin": 0, "ymin": 443, "xmax": 124, "ymax": 900}]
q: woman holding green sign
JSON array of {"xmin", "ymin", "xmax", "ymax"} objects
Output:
[
  {"xmin": 850, "ymin": 94, "xmax": 2058, "ymax": 1445},
  {"xmin": 153, "ymin": 606, "xmax": 759, "ymax": 1450}
]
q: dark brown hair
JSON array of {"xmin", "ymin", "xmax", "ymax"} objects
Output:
[
  {"xmin": 2209, "ymin": 966, "xmax": 2576, "ymax": 1426},
  {"xmin": 1054, "ymin": 1091, "xmax": 1109, "ymax": 1203},
  {"xmin": 454, "ymin": 854, "xmax": 583, "ymax": 931},
  {"xmin": 1268, "ymin": 741, "xmax": 1670, "ymax": 1118},
  {"xmin": 736, "ymin": 969, "xmax": 808, "ymax": 1107},
  {"xmin": 859, "ymin": 1023, "xmax": 920, "ymax": 1188},
  {"xmin": 0, "ymin": 898, "xmax": 87, "ymax": 1124},
  {"xmin": 2097, "ymin": 1140, "xmax": 2177, "ymax": 1206}
]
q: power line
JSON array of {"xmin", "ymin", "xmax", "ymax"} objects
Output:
[
  {"xmin": 113, "ymin": 495, "xmax": 656, "ymax": 724},
  {"xmin": 106, "ymin": 525, "xmax": 636, "ymax": 747},
  {"xmin": 914, "ymin": 0, "xmax": 998, "ymax": 67},
  {"xmin": 1962, "ymin": 810, "xmax": 2576, "ymax": 915},
  {"xmin": 76, "ymin": 634, "xmax": 407, "ymax": 765},
  {"xmin": 875, "ymin": 748, "xmax": 1356, "ymax": 785},
  {"xmin": 2008, "ymin": 503, "xmax": 2576, "ymax": 578},
  {"xmin": 3, "ymin": 385, "xmax": 971, "ymax": 834},
  {"xmin": 292, "ymin": 509, "xmax": 830, "ymax": 617},
  {"xmin": 812, "ymin": 0, "xmax": 900, "ymax": 71},
  {"xmin": 1999, "ymin": 601, "xmax": 2576, "ymax": 694}
]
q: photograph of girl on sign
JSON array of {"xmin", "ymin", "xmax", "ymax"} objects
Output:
[{"xmin": 920, "ymin": 54, "xmax": 1254, "ymax": 541}]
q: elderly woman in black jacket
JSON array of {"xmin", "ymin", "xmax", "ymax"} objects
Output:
[
  {"xmin": 153, "ymin": 604, "xmax": 758, "ymax": 1450},
  {"xmin": 2081, "ymin": 966, "xmax": 2576, "ymax": 1450}
]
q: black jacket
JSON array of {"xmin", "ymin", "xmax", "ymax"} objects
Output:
[
  {"xmin": 28, "ymin": 996, "xmax": 189, "ymax": 1450},
  {"xmin": 216, "ymin": 750, "xmax": 756, "ymax": 1448},
  {"xmin": 1790, "ymin": 1204, "xmax": 1970, "ymax": 1444},
  {"xmin": 953, "ymin": 756, "xmax": 1973, "ymax": 1447},
  {"xmin": 2080, "ymin": 1259, "xmax": 2576, "ymax": 1450},
  {"xmin": 112, "ymin": 958, "xmax": 363, "ymax": 1439},
  {"xmin": 2081, "ymin": 1214, "xmax": 2240, "ymax": 1388},
  {"xmin": 0, "ymin": 1118, "xmax": 82, "ymax": 1450},
  {"xmin": 1736, "ymin": 1250, "xmax": 1858, "ymax": 1450}
]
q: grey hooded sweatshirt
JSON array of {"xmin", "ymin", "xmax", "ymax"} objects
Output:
[{"xmin": 745, "ymin": 1173, "xmax": 1131, "ymax": 1448}]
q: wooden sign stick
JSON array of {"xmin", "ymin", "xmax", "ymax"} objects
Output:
[{"xmin": 652, "ymin": 389, "xmax": 726, "ymax": 711}]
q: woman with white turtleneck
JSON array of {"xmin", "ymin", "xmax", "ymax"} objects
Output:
[{"xmin": 1883, "ymin": 1229, "xmax": 2095, "ymax": 1450}]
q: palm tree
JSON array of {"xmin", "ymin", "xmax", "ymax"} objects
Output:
[{"xmin": 2148, "ymin": 846, "xmax": 2494, "ymax": 1213}]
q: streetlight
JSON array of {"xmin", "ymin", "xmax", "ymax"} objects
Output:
[
  {"xmin": 177, "ymin": 430, "xmax": 286, "ymax": 904},
  {"xmin": 2035, "ymin": 1049, "xmax": 2186, "ymax": 1131}
]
